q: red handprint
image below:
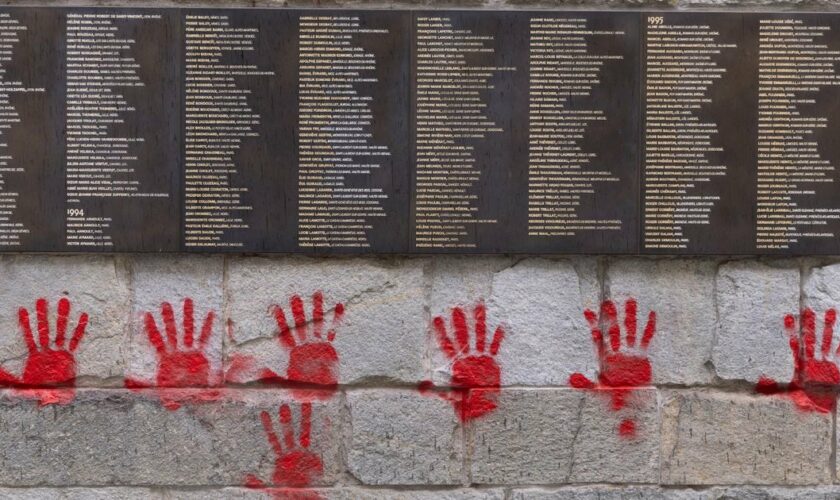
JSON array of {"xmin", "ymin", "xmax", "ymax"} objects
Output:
[
  {"xmin": 0, "ymin": 298, "xmax": 89, "ymax": 405},
  {"xmin": 757, "ymin": 308, "xmax": 840, "ymax": 413},
  {"xmin": 420, "ymin": 302, "xmax": 505, "ymax": 422},
  {"xmin": 244, "ymin": 402, "xmax": 323, "ymax": 499},
  {"xmin": 569, "ymin": 299, "xmax": 656, "ymax": 438},
  {"xmin": 125, "ymin": 298, "xmax": 221, "ymax": 410},
  {"xmin": 242, "ymin": 292, "xmax": 344, "ymax": 399}
]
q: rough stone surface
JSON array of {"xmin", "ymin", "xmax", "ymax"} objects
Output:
[
  {"xmin": 513, "ymin": 487, "xmax": 840, "ymax": 499},
  {"xmin": 127, "ymin": 256, "xmax": 225, "ymax": 386},
  {"xmin": 427, "ymin": 256, "xmax": 513, "ymax": 319},
  {"xmin": 0, "ymin": 389, "xmax": 341, "ymax": 486},
  {"xmin": 661, "ymin": 390, "xmax": 832, "ymax": 485},
  {"xmin": 607, "ymin": 258, "xmax": 716, "ymax": 385},
  {"xmin": 713, "ymin": 261, "xmax": 799, "ymax": 383},
  {"xmin": 0, "ymin": 490, "xmax": 161, "ymax": 500},
  {"xmin": 702, "ymin": 487, "xmax": 840, "ymax": 500},
  {"xmin": 469, "ymin": 388, "xmax": 659, "ymax": 484},
  {"xmin": 0, "ymin": 256, "xmax": 130, "ymax": 384},
  {"xmin": 452, "ymin": 258, "xmax": 601, "ymax": 387},
  {"xmin": 171, "ymin": 488, "xmax": 506, "ymax": 499},
  {"xmin": 346, "ymin": 389, "xmax": 464, "ymax": 485},
  {"xmin": 802, "ymin": 263, "xmax": 840, "ymax": 312},
  {"xmin": 511, "ymin": 487, "xmax": 700, "ymax": 499},
  {"xmin": 226, "ymin": 257, "xmax": 425, "ymax": 384}
]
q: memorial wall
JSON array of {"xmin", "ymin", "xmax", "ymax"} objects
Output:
[{"xmin": 1, "ymin": 7, "xmax": 839, "ymax": 254}]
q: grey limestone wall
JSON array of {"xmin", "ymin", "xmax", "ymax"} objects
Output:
[{"xmin": 0, "ymin": 254, "xmax": 836, "ymax": 499}]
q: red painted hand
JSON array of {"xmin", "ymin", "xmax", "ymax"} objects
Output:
[
  {"xmin": 757, "ymin": 308, "xmax": 840, "ymax": 413},
  {"xmin": 0, "ymin": 297, "xmax": 91, "ymax": 405},
  {"xmin": 143, "ymin": 298, "xmax": 216, "ymax": 388},
  {"xmin": 272, "ymin": 292, "xmax": 344, "ymax": 398},
  {"xmin": 569, "ymin": 299, "xmax": 656, "ymax": 437},
  {"xmin": 422, "ymin": 302, "xmax": 505, "ymax": 422},
  {"xmin": 259, "ymin": 402, "xmax": 323, "ymax": 487},
  {"xmin": 19, "ymin": 297, "xmax": 88, "ymax": 388}
]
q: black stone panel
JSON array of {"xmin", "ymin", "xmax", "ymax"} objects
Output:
[
  {"xmin": 64, "ymin": 9, "xmax": 181, "ymax": 251},
  {"xmin": 181, "ymin": 9, "xmax": 411, "ymax": 253},
  {"xmin": 0, "ymin": 8, "xmax": 64, "ymax": 251},
  {"xmin": 410, "ymin": 11, "xmax": 640, "ymax": 253},
  {"xmin": 641, "ymin": 12, "xmax": 758, "ymax": 255}
]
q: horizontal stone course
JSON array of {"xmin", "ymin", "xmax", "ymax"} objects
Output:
[
  {"xmin": 0, "ymin": 389, "xmax": 341, "ymax": 487},
  {"xmin": 346, "ymin": 389, "xmax": 464, "ymax": 485},
  {"xmin": 660, "ymin": 390, "xmax": 832, "ymax": 485},
  {"xmin": 469, "ymin": 388, "xmax": 659, "ymax": 484}
]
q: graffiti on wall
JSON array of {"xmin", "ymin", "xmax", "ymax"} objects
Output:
[
  {"xmin": 21, "ymin": 288, "xmax": 840, "ymax": 491},
  {"xmin": 226, "ymin": 292, "xmax": 345, "ymax": 401},
  {"xmin": 0, "ymin": 298, "xmax": 88, "ymax": 405},
  {"xmin": 420, "ymin": 302, "xmax": 505, "ymax": 422},
  {"xmin": 124, "ymin": 298, "xmax": 222, "ymax": 410},
  {"xmin": 757, "ymin": 308, "xmax": 840, "ymax": 413},
  {"xmin": 569, "ymin": 299, "xmax": 657, "ymax": 438}
]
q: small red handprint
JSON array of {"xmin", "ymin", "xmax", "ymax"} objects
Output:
[
  {"xmin": 260, "ymin": 292, "xmax": 344, "ymax": 399},
  {"xmin": 125, "ymin": 298, "xmax": 221, "ymax": 410},
  {"xmin": 420, "ymin": 302, "xmax": 505, "ymax": 422},
  {"xmin": 244, "ymin": 402, "xmax": 323, "ymax": 499},
  {"xmin": 757, "ymin": 308, "xmax": 840, "ymax": 413},
  {"xmin": 569, "ymin": 299, "xmax": 656, "ymax": 437},
  {"xmin": 0, "ymin": 298, "xmax": 89, "ymax": 405}
]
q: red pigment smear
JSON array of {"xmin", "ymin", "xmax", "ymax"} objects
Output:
[
  {"xmin": 244, "ymin": 476, "xmax": 323, "ymax": 500},
  {"xmin": 569, "ymin": 299, "xmax": 656, "ymax": 437},
  {"xmin": 756, "ymin": 308, "xmax": 840, "ymax": 413},
  {"xmin": 619, "ymin": 419, "xmax": 636, "ymax": 438},
  {"xmin": 0, "ymin": 298, "xmax": 89, "ymax": 405},
  {"xmin": 421, "ymin": 302, "xmax": 505, "ymax": 422},
  {"xmin": 0, "ymin": 367, "xmax": 16, "ymax": 386},
  {"xmin": 269, "ymin": 293, "xmax": 345, "ymax": 400},
  {"xmin": 123, "ymin": 383, "xmax": 227, "ymax": 411},
  {"xmin": 245, "ymin": 402, "xmax": 324, "ymax": 498}
]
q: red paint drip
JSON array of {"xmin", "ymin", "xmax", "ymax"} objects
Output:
[
  {"xmin": 244, "ymin": 475, "xmax": 322, "ymax": 500},
  {"xmin": 619, "ymin": 419, "xmax": 636, "ymax": 438},
  {"xmin": 421, "ymin": 302, "xmax": 505, "ymax": 422},
  {"xmin": 569, "ymin": 299, "xmax": 656, "ymax": 438}
]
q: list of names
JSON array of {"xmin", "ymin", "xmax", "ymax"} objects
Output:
[
  {"xmin": 298, "ymin": 15, "xmax": 391, "ymax": 249},
  {"xmin": 756, "ymin": 18, "xmax": 840, "ymax": 250},
  {"xmin": 643, "ymin": 16, "xmax": 737, "ymax": 250}
]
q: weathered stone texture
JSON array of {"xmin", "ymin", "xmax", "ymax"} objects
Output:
[
  {"xmin": 346, "ymin": 389, "xmax": 464, "ymax": 485},
  {"xmin": 469, "ymin": 388, "xmax": 659, "ymax": 484},
  {"xmin": 661, "ymin": 390, "xmax": 832, "ymax": 485},
  {"xmin": 477, "ymin": 258, "xmax": 600, "ymax": 386},
  {"xmin": 0, "ymin": 389, "xmax": 341, "ymax": 486},
  {"xmin": 128, "ymin": 256, "xmax": 224, "ymax": 386},
  {"xmin": 713, "ymin": 261, "xmax": 799, "ymax": 383}
]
